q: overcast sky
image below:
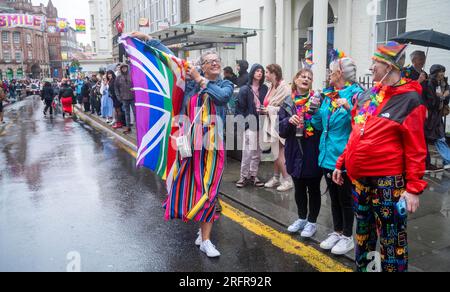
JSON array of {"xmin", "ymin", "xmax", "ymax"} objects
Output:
[{"xmin": 31, "ymin": 0, "xmax": 91, "ymax": 45}]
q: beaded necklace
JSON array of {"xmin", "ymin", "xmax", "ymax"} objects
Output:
[
  {"xmin": 292, "ymin": 90, "xmax": 315, "ymax": 137},
  {"xmin": 323, "ymin": 82, "xmax": 352, "ymax": 113},
  {"xmin": 354, "ymin": 78, "xmax": 408, "ymax": 133}
]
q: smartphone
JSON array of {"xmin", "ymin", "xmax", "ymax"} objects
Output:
[{"xmin": 397, "ymin": 197, "xmax": 408, "ymax": 217}]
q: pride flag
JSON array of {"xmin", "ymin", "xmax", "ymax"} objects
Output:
[
  {"xmin": 119, "ymin": 36, "xmax": 187, "ymax": 190},
  {"xmin": 75, "ymin": 19, "xmax": 86, "ymax": 33}
]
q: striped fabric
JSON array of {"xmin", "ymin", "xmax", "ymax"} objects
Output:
[{"xmin": 164, "ymin": 93, "xmax": 225, "ymax": 223}]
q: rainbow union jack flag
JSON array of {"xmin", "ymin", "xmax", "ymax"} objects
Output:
[{"xmin": 119, "ymin": 36, "xmax": 188, "ymax": 190}]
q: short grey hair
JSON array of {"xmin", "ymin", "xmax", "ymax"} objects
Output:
[
  {"xmin": 197, "ymin": 50, "xmax": 220, "ymax": 66},
  {"xmin": 410, "ymin": 50, "xmax": 426, "ymax": 61},
  {"xmin": 330, "ymin": 57, "xmax": 358, "ymax": 83}
]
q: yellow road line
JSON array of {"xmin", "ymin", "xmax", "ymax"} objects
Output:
[
  {"xmin": 119, "ymin": 144, "xmax": 351, "ymax": 272},
  {"xmin": 85, "ymin": 115, "xmax": 352, "ymax": 272},
  {"xmin": 221, "ymin": 201, "xmax": 352, "ymax": 272}
]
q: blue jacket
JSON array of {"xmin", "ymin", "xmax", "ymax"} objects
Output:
[
  {"xmin": 279, "ymin": 96, "xmax": 322, "ymax": 179},
  {"xmin": 311, "ymin": 83, "xmax": 364, "ymax": 171},
  {"xmin": 146, "ymin": 39, "xmax": 234, "ymax": 123}
]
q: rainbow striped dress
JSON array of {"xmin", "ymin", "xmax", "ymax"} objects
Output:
[{"xmin": 164, "ymin": 93, "xmax": 225, "ymax": 223}]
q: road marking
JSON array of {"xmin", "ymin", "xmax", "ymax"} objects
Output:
[
  {"xmin": 221, "ymin": 201, "xmax": 352, "ymax": 272},
  {"xmin": 75, "ymin": 110, "xmax": 353, "ymax": 272}
]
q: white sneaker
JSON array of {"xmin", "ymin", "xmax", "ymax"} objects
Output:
[
  {"xmin": 301, "ymin": 223, "xmax": 317, "ymax": 238},
  {"xmin": 200, "ymin": 240, "xmax": 221, "ymax": 258},
  {"xmin": 287, "ymin": 219, "xmax": 308, "ymax": 233},
  {"xmin": 195, "ymin": 229, "xmax": 202, "ymax": 246},
  {"xmin": 277, "ymin": 178, "xmax": 294, "ymax": 192},
  {"xmin": 320, "ymin": 232, "xmax": 342, "ymax": 250},
  {"xmin": 331, "ymin": 236, "xmax": 355, "ymax": 255},
  {"xmin": 265, "ymin": 177, "xmax": 281, "ymax": 188}
]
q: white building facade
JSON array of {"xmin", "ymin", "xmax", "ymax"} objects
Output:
[
  {"xmin": 123, "ymin": 0, "xmax": 182, "ymax": 35},
  {"xmin": 89, "ymin": 0, "xmax": 113, "ymax": 61},
  {"xmin": 189, "ymin": 0, "xmax": 450, "ymax": 89}
]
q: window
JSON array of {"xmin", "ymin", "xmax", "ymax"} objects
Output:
[
  {"xmin": 2, "ymin": 31, "xmax": 9, "ymax": 43},
  {"xmin": 28, "ymin": 51, "xmax": 33, "ymax": 60},
  {"xmin": 27, "ymin": 34, "xmax": 31, "ymax": 44},
  {"xmin": 376, "ymin": 0, "xmax": 408, "ymax": 45},
  {"xmin": 3, "ymin": 51, "xmax": 11, "ymax": 62},
  {"xmin": 15, "ymin": 51, "xmax": 22, "ymax": 62},
  {"xmin": 13, "ymin": 32, "xmax": 20, "ymax": 44}
]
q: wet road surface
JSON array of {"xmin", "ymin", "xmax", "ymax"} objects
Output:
[{"xmin": 0, "ymin": 97, "xmax": 329, "ymax": 272}]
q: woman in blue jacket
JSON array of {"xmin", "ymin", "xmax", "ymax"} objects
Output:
[
  {"xmin": 279, "ymin": 68, "xmax": 322, "ymax": 239},
  {"xmin": 311, "ymin": 55, "xmax": 363, "ymax": 255}
]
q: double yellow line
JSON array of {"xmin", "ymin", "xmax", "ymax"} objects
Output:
[{"xmin": 115, "ymin": 141, "xmax": 352, "ymax": 273}]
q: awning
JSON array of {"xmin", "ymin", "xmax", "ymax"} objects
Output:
[{"xmin": 150, "ymin": 23, "xmax": 260, "ymax": 52}]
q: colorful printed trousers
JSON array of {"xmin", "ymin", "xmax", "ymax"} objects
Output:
[{"xmin": 352, "ymin": 175, "xmax": 408, "ymax": 273}]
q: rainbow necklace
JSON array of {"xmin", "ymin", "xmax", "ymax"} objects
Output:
[
  {"xmin": 292, "ymin": 90, "xmax": 315, "ymax": 137},
  {"xmin": 354, "ymin": 78, "xmax": 408, "ymax": 126},
  {"xmin": 323, "ymin": 82, "xmax": 352, "ymax": 113}
]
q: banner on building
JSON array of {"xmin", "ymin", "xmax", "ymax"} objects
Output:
[
  {"xmin": 56, "ymin": 18, "xmax": 69, "ymax": 33},
  {"xmin": 0, "ymin": 14, "xmax": 45, "ymax": 31},
  {"xmin": 75, "ymin": 19, "xmax": 86, "ymax": 33},
  {"xmin": 116, "ymin": 20, "xmax": 125, "ymax": 34},
  {"xmin": 139, "ymin": 18, "xmax": 150, "ymax": 28},
  {"xmin": 47, "ymin": 18, "xmax": 57, "ymax": 33}
]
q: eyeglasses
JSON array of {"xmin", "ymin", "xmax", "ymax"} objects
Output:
[{"xmin": 203, "ymin": 58, "xmax": 222, "ymax": 66}]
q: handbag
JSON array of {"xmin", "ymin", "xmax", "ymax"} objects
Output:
[{"xmin": 177, "ymin": 95, "xmax": 208, "ymax": 160}]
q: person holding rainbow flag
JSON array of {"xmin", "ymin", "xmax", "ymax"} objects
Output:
[{"xmin": 122, "ymin": 31, "xmax": 234, "ymax": 259}]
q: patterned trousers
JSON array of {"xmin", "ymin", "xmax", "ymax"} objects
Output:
[{"xmin": 352, "ymin": 175, "xmax": 408, "ymax": 273}]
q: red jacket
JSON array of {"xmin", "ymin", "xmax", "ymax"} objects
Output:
[{"xmin": 336, "ymin": 80, "xmax": 428, "ymax": 195}]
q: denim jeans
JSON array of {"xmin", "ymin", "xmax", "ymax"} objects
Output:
[
  {"xmin": 435, "ymin": 137, "xmax": 450, "ymax": 165},
  {"xmin": 122, "ymin": 99, "xmax": 136, "ymax": 127}
]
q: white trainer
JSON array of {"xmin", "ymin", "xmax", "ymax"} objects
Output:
[
  {"xmin": 195, "ymin": 229, "xmax": 202, "ymax": 246},
  {"xmin": 277, "ymin": 178, "xmax": 294, "ymax": 192},
  {"xmin": 265, "ymin": 177, "xmax": 281, "ymax": 188},
  {"xmin": 200, "ymin": 240, "xmax": 221, "ymax": 258},
  {"xmin": 320, "ymin": 232, "xmax": 342, "ymax": 250},
  {"xmin": 331, "ymin": 236, "xmax": 355, "ymax": 255},
  {"xmin": 287, "ymin": 219, "xmax": 308, "ymax": 233},
  {"xmin": 301, "ymin": 223, "xmax": 317, "ymax": 238}
]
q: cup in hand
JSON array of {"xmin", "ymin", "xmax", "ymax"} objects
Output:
[{"xmin": 296, "ymin": 113, "xmax": 305, "ymax": 138}]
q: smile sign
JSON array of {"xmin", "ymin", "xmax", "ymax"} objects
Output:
[{"xmin": 0, "ymin": 14, "xmax": 45, "ymax": 30}]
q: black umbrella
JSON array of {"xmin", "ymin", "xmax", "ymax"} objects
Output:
[{"xmin": 391, "ymin": 29, "xmax": 450, "ymax": 51}]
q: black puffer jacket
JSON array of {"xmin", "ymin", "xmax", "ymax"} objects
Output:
[{"xmin": 41, "ymin": 86, "xmax": 54, "ymax": 102}]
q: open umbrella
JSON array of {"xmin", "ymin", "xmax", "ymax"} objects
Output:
[{"xmin": 391, "ymin": 29, "xmax": 450, "ymax": 51}]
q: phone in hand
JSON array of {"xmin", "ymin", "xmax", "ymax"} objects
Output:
[{"xmin": 397, "ymin": 197, "xmax": 408, "ymax": 217}]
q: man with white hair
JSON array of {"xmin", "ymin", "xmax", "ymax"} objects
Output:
[{"xmin": 402, "ymin": 50, "xmax": 428, "ymax": 84}]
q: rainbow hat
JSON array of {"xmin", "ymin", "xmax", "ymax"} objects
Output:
[{"xmin": 373, "ymin": 41, "xmax": 408, "ymax": 69}]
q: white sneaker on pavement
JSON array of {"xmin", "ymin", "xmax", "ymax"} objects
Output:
[
  {"xmin": 277, "ymin": 177, "xmax": 294, "ymax": 192},
  {"xmin": 195, "ymin": 229, "xmax": 202, "ymax": 246},
  {"xmin": 320, "ymin": 232, "xmax": 342, "ymax": 250},
  {"xmin": 331, "ymin": 236, "xmax": 355, "ymax": 255},
  {"xmin": 200, "ymin": 240, "xmax": 221, "ymax": 258},
  {"xmin": 287, "ymin": 219, "xmax": 308, "ymax": 233},
  {"xmin": 301, "ymin": 223, "xmax": 317, "ymax": 238},
  {"xmin": 265, "ymin": 177, "xmax": 281, "ymax": 188}
]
